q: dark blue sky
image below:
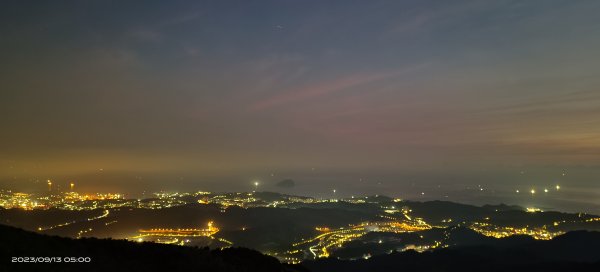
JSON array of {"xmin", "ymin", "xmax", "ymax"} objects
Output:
[{"xmin": 1, "ymin": 1, "xmax": 600, "ymax": 208}]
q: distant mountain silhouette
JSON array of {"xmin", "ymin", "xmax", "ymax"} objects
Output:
[
  {"xmin": 0, "ymin": 224, "xmax": 307, "ymax": 272},
  {"xmin": 305, "ymin": 229, "xmax": 600, "ymax": 272},
  {"xmin": 276, "ymin": 179, "xmax": 296, "ymax": 188}
]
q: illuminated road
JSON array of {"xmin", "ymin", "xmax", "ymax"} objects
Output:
[
  {"xmin": 294, "ymin": 220, "xmax": 432, "ymax": 258},
  {"xmin": 38, "ymin": 209, "xmax": 110, "ymax": 232}
]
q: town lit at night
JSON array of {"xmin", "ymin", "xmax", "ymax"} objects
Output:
[{"xmin": 1, "ymin": 1, "xmax": 600, "ymax": 272}]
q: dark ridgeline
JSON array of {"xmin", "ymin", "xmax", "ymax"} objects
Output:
[
  {"xmin": 2, "ymin": 223, "xmax": 600, "ymax": 272},
  {"xmin": 0, "ymin": 224, "xmax": 308, "ymax": 272},
  {"xmin": 304, "ymin": 230, "xmax": 600, "ymax": 272},
  {"xmin": 4, "ymin": 197, "xmax": 598, "ymax": 255}
]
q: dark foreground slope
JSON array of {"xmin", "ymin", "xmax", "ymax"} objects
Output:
[
  {"xmin": 304, "ymin": 230, "xmax": 600, "ymax": 272},
  {"xmin": 0, "ymin": 224, "xmax": 307, "ymax": 272},
  {"xmin": 3, "ymin": 223, "xmax": 600, "ymax": 272}
]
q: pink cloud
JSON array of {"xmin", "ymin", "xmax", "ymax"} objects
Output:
[{"xmin": 249, "ymin": 70, "xmax": 406, "ymax": 111}]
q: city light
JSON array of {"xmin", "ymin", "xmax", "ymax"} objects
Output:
[
  {"xmin": 3, "ymin": 180, "xmax": 600, "ymax": 264},
  {"xmin": 2, "ymin": 187, "xmax": 598, "ymax": 264},
  {"xmin": 1, "ymin": 1, "xmax": 598, "ymax": 269}
]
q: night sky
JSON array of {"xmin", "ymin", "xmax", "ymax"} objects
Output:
[{"xmin": 1, "ymin": 1, "xmax": 600, "ymax": 211}]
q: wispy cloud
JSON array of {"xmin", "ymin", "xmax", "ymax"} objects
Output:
[{"xmin": 249, "ymin": 64, "xmax": 428, "ymax": 111}]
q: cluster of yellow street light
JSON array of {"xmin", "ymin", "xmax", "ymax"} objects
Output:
[{"xmin": 470, "ymin": 222, "xmax": 562, "ymax": 240}]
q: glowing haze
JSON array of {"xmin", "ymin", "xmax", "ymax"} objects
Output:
[{"xmin": 1, "ymin": 1, "xmax": 600, "ymax": 211}]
